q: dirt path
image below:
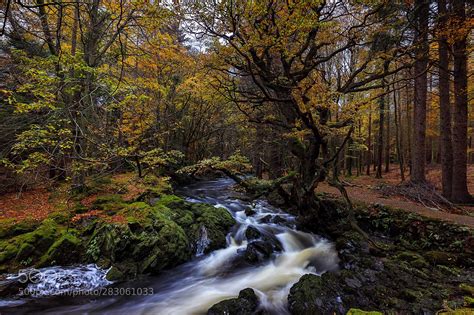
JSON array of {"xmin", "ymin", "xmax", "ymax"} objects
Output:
[{"xmin": 318, "ymin": 165, "xmax": 474, "ymax": 228}]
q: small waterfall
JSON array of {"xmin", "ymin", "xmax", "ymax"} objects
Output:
[
  {"xmin": 0, "ymin": 178, "xmax": 339, "ymax": 314},
  {"xmin": 195, "ymin": 225, "xmax": 211, "ymax": 256}
]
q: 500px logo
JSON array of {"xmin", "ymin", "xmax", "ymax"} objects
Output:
[{"xmin": 14, "ymin": 268, "xmax": 43, "ymax": 284}]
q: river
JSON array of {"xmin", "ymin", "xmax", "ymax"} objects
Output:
[{"xmin": 0, "ymin": 178, "xmax": 339, "ymax": 314}]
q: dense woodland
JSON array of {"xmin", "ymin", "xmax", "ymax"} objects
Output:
[
  {"xmin": 0, "ymin": 0, "xmax": 473, "ymax": 314},
  {"xmin": 0, "ymin": 0, "xmax": 472, "ymax": 205}
]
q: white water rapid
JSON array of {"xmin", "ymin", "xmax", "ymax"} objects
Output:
[{"xmin": 0, "ymin": 178, "xmax": 339, "ymax": 314}]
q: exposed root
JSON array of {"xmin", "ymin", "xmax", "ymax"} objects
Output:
[{"xmin": 375, "ymin": 182, "xmax": 465, "ymax": 214}]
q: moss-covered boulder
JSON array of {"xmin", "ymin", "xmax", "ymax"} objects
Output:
[
  {"xmin": 207, "ymin": 288, "xmax": 260, "ymax": 315},
  {"xmin": 0, "ymin": 219, "xmax": 64, "ymax": 271},
  {"xmin": 39, "ymin": 232, "xmax": 82, "ymax": 266},
  {"xmin": 154, "ymin": 195, "xmax": 235, "ymax": 254},
  {"xmin": 84, "ymin": 196, "xmax": 235, "ymax": 279},
  {"xmin": 295, "ymin": 198, "xmax": 474, "ymax": 314},
  {"xmin": 288, "ymin": 273, "xmax": 347, "ymax": 315},
  {"xmin": 0, "ymin": 188, "xmax": 235, "ymax": 281},
  {"xmin": 346, "ymin": 309, "xmax": 382, "ymax": 315}
]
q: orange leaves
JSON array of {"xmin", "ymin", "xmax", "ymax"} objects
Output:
[
  {"xmin": 0, "ymin": 189, "xmax": 54, "ymax": 223},
  {"xmin": 71, "ymin": 210, "xmax": 127, "ymax": 225},
  {"xmin": 71, "ymin": 210, "xmax": 105, "ymax": 224}
]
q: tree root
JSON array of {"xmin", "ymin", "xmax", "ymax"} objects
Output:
[{"xmin": 377, "ymin": 181, "xmax": 465, "ymax": 214}]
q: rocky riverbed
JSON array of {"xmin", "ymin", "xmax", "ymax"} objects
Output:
[{"xmin": 0, "ymin": 177, "xmax": 473, "ymax": 314}]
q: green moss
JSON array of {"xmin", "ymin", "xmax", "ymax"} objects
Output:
[
  {"xmin": 39, "ymin": 232, "xmax": 81, "ymax": 266},
  {"xmin": 0, "ymin": 218, "xmax": 39, "ymax": 239},
  {"xmin": 154, "ymin": 194, "xmax": 186, "ymax": 209},
  {"xmin": 86, "ymin": 200, "xmax": 192, "ymax": 277},
  {"xmin": 0, "ymin": 219, "xmax": 63, "ymax": 269},
  {"xmin": 464, "ymin": 296, "xmax": 474, "ymax": 307},
  {"xmin": 424, "ymin": 251, "xmax": 458, "ymax": 266},
  {"xmin": 92, "ymin": 195, "xmax": 126, "ymax": 213},
  {"xmin": 48, "ymin": 211, "xmax": 72, "ymax": 224},
  {"xmin": 439, "ymin": 309, "xmax": 474, "ymax": 315},
  {"xmin": 188, "ymin": 203, "xmax": 235, "ymax": 251},
  {"xmin": 346, "ymin": 309, "xmax": 383, "ymax": 315},
  {"xmin": 106, "ymin": 266, "xmax": 124, "ymax": 281},
  {"xmin": 143, "ymin": 175, "xmax": 173, "ymax": 197},
  {"xmin": 459, "ymin": 284, "xmax": 474, "ymax": 295}
]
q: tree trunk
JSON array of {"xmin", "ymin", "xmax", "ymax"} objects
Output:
[
  {"xmin": 394, "ymin": 82, "xmax": 405, "ymax": 181},
  {"xmin": 451, "ymin": 0, "xmax": 471, "ymax": 202},
  {"xmin": 376, "ymin": 62, "xmax": 389, "ymax": 178},
  {"xmin": 385, "ymin": 91, "xmax": 391, "ymax": 173},
  {"xmin": 367, "ymin": 104, "xmax": 372, "ymax": 175},
  {"xmin": 405, "ymin": 79, "xmax": 412, "ymax": 175},
  {"xmin": 346, "ymin": 136, "xmax": 353, "ymax": 176},
  {"xmin": 376, "ymin": 91, "xmax": 384, "ymax": 179},
  {"xmin": 411, "ymin": 0, "xmax": 429, "ymax": 183},
  {"xmin": 437, "ymin": 0, "xmax": 453, "ymax": 198}
]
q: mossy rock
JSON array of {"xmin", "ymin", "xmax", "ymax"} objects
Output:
[
  {"xmin": 187, "ymin": 203, "xmax": 235, "ymax": 253},
  {"xmin": 288, "ymin": 273, "xmax": 342, "ymax": 315},
  {"xmin": 39, "ymin": 232, "xmax": 81, "ymax": 266},
  {"xmin": 0, "ymin": 218, "xmax": 39, "ymax": 239},
  {"xmin": 424, "ymin": 251, "xmax": 458, "ymax": 266},
  {"xmin": 346, "ymin": 309, "xmax": 382, "ymax": 315},
  {"xmin": 438, "ymin": 309, "xmax": 474, "ymax": 315},
  {"xmin": 47, "ymin": 211, "xmax": 72, "ymax": 224},
  {"xmin": 394, "ymin": 251, "xmax": 429, "ymax": 269},
  {"xmin": 464, "ymin": 296, "xmax": 474, "ymax": 307},
  {"xmin": 0, "ymin": 219, "xmax": 63, "ymax": 270},
  {"xmin": 86, "ymin": 200, "xmax": 192, "ymax": 277},
  {"xmin": 106, "ymin": 266, "xmax": 124, "ymax": 281},
  {"xmin": 92, "ymin": 195, "xmax": 127, "ymax": 213},
  {"xmin": 148, "ymin": 195, "xmax": 235, "ymax": 254},
  {"xmin": 207, "ymin": 288, "xmax": 259, "ymax": 315}
]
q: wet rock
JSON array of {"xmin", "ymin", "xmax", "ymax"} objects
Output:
[
  {"xmin": 346, "ymin": 309, "xmax": 382, "ymax": 315},
  {"xmin": 245, "ymin": 226, "xmax": 262, "ymax": 240},
  {"xmin": 207, "ymin": 288, "xmax": 259, "ymax": 315},
  {"xmin": 0, "ymin": 276, "xmax": 27, "ymax": 297},
  {"xmin": 288, "ymin": 273, "xmax": 347, "ymax": 315},
  {"xmin": 244, "ymin": 207, "xmax": 256, "ymax": 216},
  {"xmin": 243, "ymin": 240, "xmax": 273, "ymax": 264},
  {"xmin": 106, "ymin": 266, "xmax": 124, "ymax": 282},
  {"xmin": 39, "ymin": 233, "xmax": 82, "ymax": 266},
  {"xmin": 424, "ymin": 250, "xmax": 458, "ymax": 266},
  {"xmin": 260, "ymin": 215, "xmax": 272, "ymax": 223},
  {"xmin": 272, "ymin": 216, "xmax": 286, "ymax": 224}
]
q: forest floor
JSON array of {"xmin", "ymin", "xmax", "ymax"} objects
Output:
[
  {"xmin": 318, "ymin": 164, "xmax": 474, "ymax": 227},
  {"xmin": 1, "ymin": 165, "xmax": 474, "ymax": 228}
]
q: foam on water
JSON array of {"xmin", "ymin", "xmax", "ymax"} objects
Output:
[{"xmin": 0, "ymin": 178, "xmax": 338, "ymax": 314}]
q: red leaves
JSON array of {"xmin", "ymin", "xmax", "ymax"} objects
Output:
[
  {"xmin": 71, "ymin": 210, "xmax": 105, "ymax": 223},
  {"xmin": 0, "ymin": 189, "xmax": 54, "ymax": 223}
]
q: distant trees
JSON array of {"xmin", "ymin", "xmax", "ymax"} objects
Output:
[{"xmin": 0, "ymin": 0, "xmax": 471, "ymax": 204}]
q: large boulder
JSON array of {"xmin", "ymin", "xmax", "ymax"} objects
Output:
[
  {"xmin": 207, "ymin": 288, "xmax": 260, "ymax": 315},
  {"xmin": 85, "ymin": 196, "xmax": 235, "ymax": 279},
  {"xmin": 242, "ymin": 240, "xmax": 274, "ymax": 264},
  {"xmin": 0, "ymin": 193, "xmax": 235, "ymax": 282},
  {"xmin": 85, "ymin": 203, "xmax": 191, "ymax": 278},
  {"xmin": 0, "ymin": 219, "xmax": 65, "ymax": 272}
]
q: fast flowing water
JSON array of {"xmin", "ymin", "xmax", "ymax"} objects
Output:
[{"xmin": 0, "ymin": 178, "xmax": 339, "ymax": 314}]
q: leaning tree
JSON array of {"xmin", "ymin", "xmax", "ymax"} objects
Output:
[{"xmin": 188, "ymin": 0, "xmax": 411, "ymax": 219}]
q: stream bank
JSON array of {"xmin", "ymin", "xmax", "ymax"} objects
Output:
[
  {"xmin": 0, "ymin": 176, "xmax": 472, "ymax": 314},
  {"xmin": 288, "ymin": 197, "xmax": 474, "ymax": 314}
]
